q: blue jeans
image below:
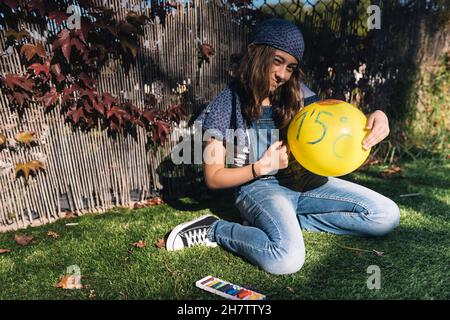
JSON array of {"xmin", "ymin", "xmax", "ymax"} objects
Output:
[{"xmin": 207, "ymin": 176, "xmax": 400, "ymax": 275}]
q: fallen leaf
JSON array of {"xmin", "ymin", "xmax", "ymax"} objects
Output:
[
  {"xmin": 130, "ymin": 240, "xmax": 147, "ymax": 248},
  {"xmin": 379, "ymin": 165, "xmax": 402, "ymax": 179},
  {"xmin": 146, "ymin": 197, "xmax": 164, "ymax": 206},
  {"xmin": 155, "ymin": 238, "xmax": 165, "ymax": 249},
  {"xmin": 0, "ymin": 248, "xmax": 11, "ymax": 254},
  {"xmin": 47, "ymin": 231, "xmax": 59, "ymax": 239},
  {"xmin": 133, "ymin": 202, "xmax": 145, "ymax": 209},
  {"xmin": 14, "ymin": 234, "xmax": 33, "ymax": 246},
  {"xmin": 55, "ymin": 274, "xmax": 83, "ymax": 289},
  {"xmin": 64, "ymin": 211, "xmax": 76, "ymax": 219}
]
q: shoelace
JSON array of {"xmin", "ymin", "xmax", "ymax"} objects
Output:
[{"xmin": 182, "ymin": 228, "xmax": 208, "ymax": 247}]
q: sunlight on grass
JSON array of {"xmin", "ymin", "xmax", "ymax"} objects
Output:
[{"xmin": 0, "ymin": 159, "xmax": 449, "ymax": 299}]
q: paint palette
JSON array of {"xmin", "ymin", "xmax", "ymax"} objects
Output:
[{"xmin": 195, "ymin": 276, "xmax": 266, "ymax": 300}]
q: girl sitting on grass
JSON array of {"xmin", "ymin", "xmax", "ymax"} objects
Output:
[{"xmin": 165, "ymin": 18, "xmax": 400, "ymax": 275}]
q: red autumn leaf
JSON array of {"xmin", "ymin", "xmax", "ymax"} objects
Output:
[
  {"xmin": 107, "ymin": 106, "xmax": 127, "ymax": 121},
  {"xmin": 201, "ymin": 43, "xmax": 215, "ymax": 59},
  {"xmin": 38, "ymin": 87, "xmax": 59, "ymax": 108},
  {"xmin": 0, "ymin": 248, "xmax": 11, "ymax": 254},
  {"xmin": 78, "ymin": 73, "xmax": 96, "ymax": 89},
  {"xmin": 14, "ymin": 234, "xmax": 33, "ymax": 246},
  {"xmin": 154, "ymin": 239, "xmax": 165, "ymax": 249},
  {"xmin": 53, "ymin": 29, "xmax": 72, "ymax": 62},
  {"xmin": 4, "ymin": 74, "xmax": 34, "ymax": 92},
  {"xmin": 156, "ymin": 119, "xmax": 171, "ymax": 136},
  {"xmin": 90, "ymin": 99, "xmax": 105, "ymax": 115},
  {"xmin": 152, "ymin": 120, "xmax": 171, "ymax": 144},
  {"xmin": 131, "ymin": 117, "xmax": 146, "ymax": 129},
  {"xmin": 102, "ymin": 92, "xmax": 118, "ymax": 110},
  {"xmin": 142, "ymin": 109, "xmax": 155, "ymax": 123},
  {"xmin": 62, "ymin": 84, "xmax": 79, "ymax": 105},
  {"xmin": 48, "ymin": 11, "xmax": 69, "ymax": 27},
  {"xmin": 109, "ymin": 121, "xmax": 122, "ymax": 133},
  {"xmin": 50, "ymin": 63, "xmax": 66, "ymax": 82},
  {"xmin": 71, "ymin": 36, "xmax": 87, "ymax": 54},
  {"xmin": 28, "ymin": 61, "xmax": 51, "ymax": 77},
  {"xmin": 20, "ymin": 43, "xmax": 46, "ymax": 61},
  {"xmin": 66, "ymin": 107, "xmax": 86, "ymax": 125},
  {"xmin": 166, "ymin": 104, "xmax": 186, "ymax": 122},
  {"xmin": 11, "ymin": 91, "xmax": 31, "ymax": 107},
  {"xmin": 130, "ymin": 240, "xmax": 147, "ymax": 248}
]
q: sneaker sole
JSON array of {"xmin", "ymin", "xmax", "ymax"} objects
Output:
[{"xmin": 166, "ymin": 214, "xmax": 217, "ymax": 251}]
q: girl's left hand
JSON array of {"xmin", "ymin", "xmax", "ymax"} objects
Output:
[{"xmin": 363, "ymin": 110, "xmax": 390, "ymax": 150}]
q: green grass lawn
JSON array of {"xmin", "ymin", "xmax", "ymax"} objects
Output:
[{"xmin": 0, "ymin": 158, "xmax": 449, "ymax": 300}]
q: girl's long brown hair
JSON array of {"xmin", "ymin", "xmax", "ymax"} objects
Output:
[{"xmin": 233, "ymin": 44, "xmax": 304, "ymax": 139}]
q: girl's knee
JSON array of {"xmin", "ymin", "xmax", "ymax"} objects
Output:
[
  {"xmin": 260, "ymin": 245, "xmax": 305, "ymax": 275},
  {"xmin": 368, "ymin": 199, "xmax": 400, "ymax": 236}
]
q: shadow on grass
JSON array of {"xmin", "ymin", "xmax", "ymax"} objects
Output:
[
  {"xmin": 345, "ymin": 170, "xmax": 450, "ymax": 219},
  {"xmin": 289, "ymin": 221, "xmax": 450, "ymax": 299},
  {"xmin": 164, "ymin": 187, "xmax": 243, "ymax": 223}
]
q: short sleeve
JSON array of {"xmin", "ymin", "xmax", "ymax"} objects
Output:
[{"xmin": 195, "ymin": 86, "xmax": 233, "ymax": 142}]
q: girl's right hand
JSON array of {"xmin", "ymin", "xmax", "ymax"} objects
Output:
[{"xmin": 254, "ymin": 141, "xmax": 290, "ymax": 176}]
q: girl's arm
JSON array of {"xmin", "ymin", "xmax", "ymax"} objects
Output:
[{"xmin": 203, "ymin": 139, "xmax": 289, "ymax": 190}]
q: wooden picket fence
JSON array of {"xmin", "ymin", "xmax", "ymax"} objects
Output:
[{"xmin": 0, "ymin": 0, "xmax": 250, "ymax": 232}]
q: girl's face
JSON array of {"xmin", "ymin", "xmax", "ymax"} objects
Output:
[{"xmin": 269, "ymin": 49, "xmax": 298, "ymax": 92}]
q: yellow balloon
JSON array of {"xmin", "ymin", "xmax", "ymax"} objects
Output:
[{"xmin": 287, "ymin": 99, "xmax": 371, "ymax": 177}]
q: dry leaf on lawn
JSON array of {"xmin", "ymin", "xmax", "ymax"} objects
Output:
[
  {"xmin": 130, "ymin": 240, "xmax": 147, "ymax": 248},
  {"xmin": 64, "ymin": 211, "xmax": 76, "ymax": 219},
  {"xmin": 155, "ymin": 238, "xmax": 165, "ymax": 249},
  {"xmin": 133, "ymin": 197, "xmax": 164, "ymax": 209},
  {"xmin": 0, "ymin": 248, "xmax": 11, "ymax": 254},
  {"xmin": 55, "ymin": 274, "xmax": 83, "ymax": 289},
  {"xmin": 14, "ymin": 234, "xmax": 33, "ymax": 246},
  {"xmin": 146, "ymin": 197, "xmax": 164, "ymax": 206},
  {"xmin": 379, "ymin": 166, "xmax": 402, "ymax": 179},
  {"xmin": 47, "ymin": 231, "xmax": 59, "ymax": 239}
]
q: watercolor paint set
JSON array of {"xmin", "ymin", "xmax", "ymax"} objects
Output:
[{"xmin": 195, "ymin": 276, "xmax": 266, "ymax": 300}]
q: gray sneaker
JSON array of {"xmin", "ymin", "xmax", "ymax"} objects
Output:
[{"xmin": 165, "ymin": 215, "xmax": 219, "ymax": 251}]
